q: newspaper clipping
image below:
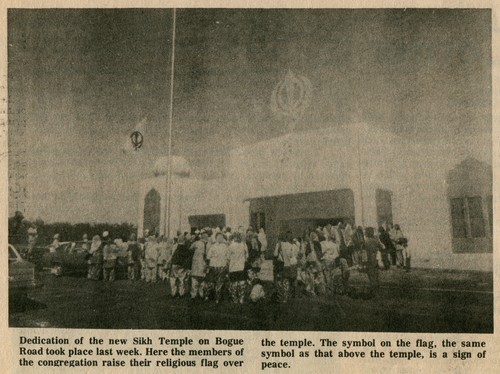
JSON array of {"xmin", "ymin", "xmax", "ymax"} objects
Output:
[{"xmin": 1, "ymin": 1, "xmax": 499, "ymax": 373}]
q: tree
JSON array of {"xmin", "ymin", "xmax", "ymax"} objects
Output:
[{"xmin": 8, "ymin": 211, "xmax": 28, "ymax": 244}]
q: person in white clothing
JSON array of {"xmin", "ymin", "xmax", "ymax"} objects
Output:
[
  {"xmin": 394, "ymin": 224, "xmax": 410, "ymax": 271},
  {"xmin": 227, "ymin": 233, "xmax": 248, "ymax": 304},
  {"xmin": 204, "ymin": 233, "xmax": 229, "ymax": 303},
  {"xmin": 320, "ymin": 234, "xmax": 339, "ymax": 291},
  {"xmin": 144, "ymin": 235, "xmax": 159, "ymax": 283},
  {"xmin": 274, "ymin": 231, "xmax": 299, "ymax": 303},
  {"xmin": 190, "ymin": 234, "xmax": 209, "ymax": 299},
  {"xmin": 49, "ymin": 234, "xmax": 60, "ymax": 253},
  {"xmin": 257, "ymin": 228, "xmax": 268, "ymax": 258}
]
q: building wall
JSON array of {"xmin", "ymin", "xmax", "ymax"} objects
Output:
[
  {"xmin": 390, "ymin": 135, "xmax": 492, "ymax": 271},
  {"xmin": 226, "ymin": 123, "xmax": 398, "ymax": 229},
  {"xmin": 139, "ymin": 175, "xmax": 228, "ymax": 237}
]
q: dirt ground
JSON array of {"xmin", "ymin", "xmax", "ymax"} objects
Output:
[{"xmin": 9, "ymin": 267, "xmax": 493, "ymax": 333}]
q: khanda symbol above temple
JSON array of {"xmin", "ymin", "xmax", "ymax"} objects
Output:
[
  {"xmin": 271, "ymin": 69, "xmax": 313, "ymax": 132},
  {"xmin": 270, "ymin": 70, "xmax": 313, "ymax": 163}
]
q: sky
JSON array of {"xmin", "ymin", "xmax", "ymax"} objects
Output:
[{"xmin": 7, "ymin": 8, "xmax": 492, "ymax": 224}]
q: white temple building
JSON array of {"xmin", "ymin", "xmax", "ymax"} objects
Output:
[{"xmin": 138, "ymin": 122, "xmax": 492, "ymax": 272}]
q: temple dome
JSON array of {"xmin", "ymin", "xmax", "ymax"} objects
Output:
[{"xmin": 153, "ymin": 155, "xmax": 191, "ymax": 177}]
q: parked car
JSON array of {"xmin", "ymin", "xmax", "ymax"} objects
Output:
[
  {"xmin": 9, "ymin": 244, "xmax": 41, "ymax": 298},
  {"xmin": 15, "ymin": 243, "xmax": 50, "ymax": 271},
  {"xmin": 41, "ymin": 241, "xmax": 128, "ymax": 278}
]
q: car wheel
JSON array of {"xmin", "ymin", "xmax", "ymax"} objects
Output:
[{"xmin": 52, "ymin": 264, "xmax": 63, "ymax": 277}]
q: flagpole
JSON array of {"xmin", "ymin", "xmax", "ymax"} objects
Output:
[
  {"xmin": 178, "ymin": 179, "xmax": 183, "ymax": 231},
  {"xmin": 165, "ymin": 8, "xmax": 176, "ymax": 237},
  {"xmin": 355, "ymin": 122, "xmax": 365, "ymax": 227}
]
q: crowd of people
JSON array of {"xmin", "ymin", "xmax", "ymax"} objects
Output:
[
  {"xmin": 268, "ymin": 222, "xmax": 409, "ymax": 303},
  {"xmin": 79, "ymin": 227, "xmax": 268, "ymax": 304},
  {"xmin": 56, "ymin": 221, "xmax": 409, "ymax": 304}
]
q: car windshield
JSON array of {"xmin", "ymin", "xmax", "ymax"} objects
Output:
[{"xmin": 9, "ymin": 246, "xmax": 19, "ymax": 260}]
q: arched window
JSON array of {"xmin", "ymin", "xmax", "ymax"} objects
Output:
[
  {"xmin": 447, "ymin": 158, "xmax": 492, "ymax": 253},
  {"xmin": 143, "ymin": 188, "xmax": 161, "ymax": 235},
  {"xmin": 376, "ymin": 189, "xmax": 393, "ymax": 227}
]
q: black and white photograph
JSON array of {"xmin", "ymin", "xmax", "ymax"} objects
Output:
[{"xmin": 7, "ymin": 8, "xmax": 493, "ymax": 333}]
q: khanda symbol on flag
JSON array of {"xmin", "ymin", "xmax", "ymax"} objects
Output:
[
  {"xmin": 122, "ymin": 117, "xmax": 147, "ymax": 153},
  {"xmin": 130, "ymin": 130, "xmax": 143, "ymax": 151}
]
